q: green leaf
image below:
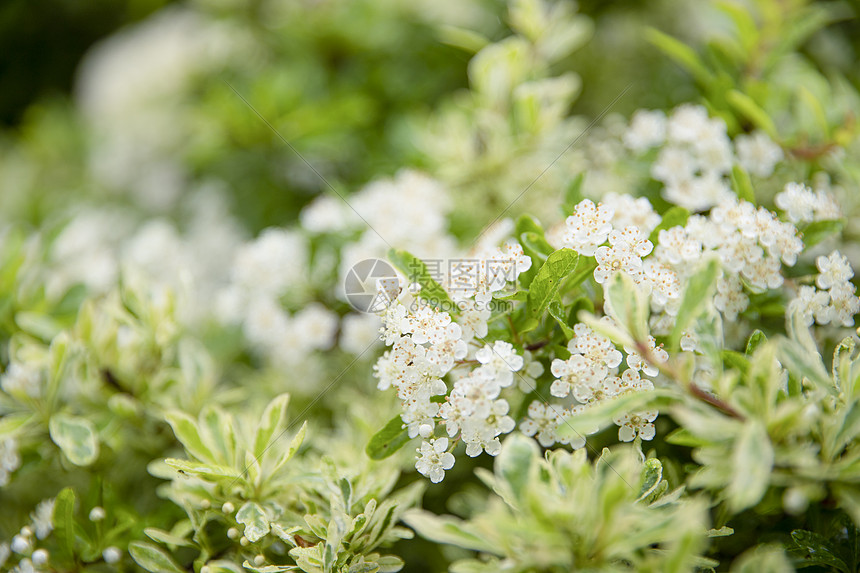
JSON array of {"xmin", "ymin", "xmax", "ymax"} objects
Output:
[
  {"xmin": 638, "ymin": 458, "xmax": 664, "ymax": 502},
  {"xmin": 789, "ymin": 530, "xmax": 850, "ymax": 572},
  {"xmin": 707, "ymin": 526, "xmax": 734, "ymax": 538},
  {"xmin": 53, "ymin": 487, "xmax": 76, "ymax": 563},
  {"xmin": 376, "ymin": 555, "xmax": 404, "ymax": 573},
  {"xmin": 645, "ymin": 28, "xmax": 713, "ymax": 86},
  {"xmin": 495, "ymin": 434, "xmax": 538, "ymax": 504},
  {"xmin": 730, "ymin": 165, "xmax": 755, "ymax": 203},
  {"xmin": 49, "ymin": 414, "xmax": 99, "ymax": 466},
  {"xmin": 669, "ymin": 258, "xmax": 720, "ymax": 352},
  {"xmin": 366, "ymin": 415, "xmax": 411, "ymax": 460},
  {"xmin": 547, "ymin": 297, "xmax": 574, "ymax": 339},
  {"xmin": 129, "ymin": 541, "xmax": 186, "ymax": 573},
  {"xmin": 561, "ymin": 173, "xmax": 585, "ymax": 215},
  {"xmin": 557, "ymin": 388, "xmax": 678, "ymax": 441},
  {"xmin": 746, "ymin": 330, "xmax": 767, "ymax": 355},
  {"xmin": 728, "ymin": 421, "xmax": 773, "ymax": 512},
  {"xmin": 0, "ymin": 412, "xmax": 32, "ymax": 438},
  {"xmin": 255, "ymin": 393, "xmax": 291, "ymax": 459},
  {"xmin": 402, "ymin": 510, "xmax": 496, "ymax": 553},
  {"xmin": 800, "ymin": 220, "xmax": 843, "ymax": 247},
  {"xmin": 605, "ymin": 272, "xmax": 650, "ymax": 343},
  {"xmin": 199, "ymin": 406, "xmax": 236, "ymax": 466},
  {"xmin": 144, "ymin": 528, "xmax": 196, "ymax": 548},
  {"xmin": 237, "ymin": 502, "xmax": 271, "ymax": 543},
  {"xmin": 648, "ymin": 206, "xmax": 690, "ymax": 245},
  {"xmin": 164, "ymin": 411, "xmax": 216, "ymax": 464},
  {"xmin": 525, "ymin": 248, "xmax": 579, "ymax": 330},
  {"xmin": 388, "ymin": 249, "xmax": 453, "ymax": 311},
  {"xmin": 727, "ymin": 90, "xmax": 778, "ymax": 139}
]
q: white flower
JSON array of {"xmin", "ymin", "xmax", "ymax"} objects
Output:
[
  {"xmin": 655, "ymin": 227, "xmax": 701, "ymax": 266},
  {"xmin": 1, "ymin": 362, "xmax": 42, "ymax": 400},
  {"xmin": 457, "ymin": 303, "xmax": 491, "ymax": 343},
  {"xmin": 829, "ymin": 281, "xmax": 860, "ymax": 327},
  {"xmin": 593, "ymin": 226, "xmax": 652, "ymax": 285},
  {"xmin": 293, "ymin": 303, "xmax": 338, "ymax": 351},
  {"xmin": 603, "ymin": 193, "xmax": 661, "ymax": 235},
  {"xmin": 680, "ymin": 332, "xmax": 698, "ymax": 352},
  {"xmin": 652, "ymin": 147, "xmax": 696, "ymax": 187},
  {"xmin": 774, "ymin": 181, "xmax": 840, "ymax": 224},
  {"xmin": 401, "ymin": 306, "xmax": 457, "ymax": 345},
  {"xmin": 735, "ymin": 130, "xmax": 783, "ymax": 177},
  {"xmin": 299, "ymin": 195, "xmax": 355, "ymax": 233},
  {"xmin": 571, "ymin": 321, "xmax": 622, "ymax": 369},
  {"xmin": 231, "ymin": 228, "xmax": 306, "ymax": 298},
  {"xmin": 643, "ymin": 260, "xmax": 681, "ymax": 307},
  {"xmin": 816, "ymin": 251, "xmax": 853, "ymax": 290},
  {"xmin": 0, "ymin": 438, "xmax": 21, "ymax": 486},
  {"xmin": 788, "ymin": 286, "xmax": 832, "ymax": 326},
  {"xmin": 667, "ymin": 104, "xmax": 711, "ymax": 144},
  {"xmin": 715, "ymin": 274, "xmax": 749, "ymax": 321},
  {"xmin": 614, "ymin": 410, "xmax": 658, "ymax": 442},
  {"xmin": 32, "ymin": 498, "xmax": 55, "ymax": 539},
  {"xmin": 516, "ymin": 351, "xmax": 545, "ymax": 393},
  {"xmin": 519, "ymin": 402, "xmax": 558, "ymax": 447},
  {"xmin": 624, "ymin": 109, "xmax": 666, "ymax": 152},
  {"xmin": 624, "ymin": 336, "xmax": 667, "ymax": 377},
  {"xmin": 415, "ymin": 438, "xmax": 455, "ymax": 483},
  {"xmin": 339, "ymin": 313, "xmax": 382, "ymax": 355},
  {"xmin": 475, "ymin": 341, "xmax": 523, "ymax": 388},
  {"xmin": 563, "ymin": 199, "xmax": 614, "ymax": 256}
]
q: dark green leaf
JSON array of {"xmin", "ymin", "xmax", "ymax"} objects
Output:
[
  {"xmin": 746, "ymin": 330, "xmax": 767, "ymax": 355},
  {"xmin": 731, "ymin": 164, "xmax": 755, "ymax": 203},
  {"xmin": 525, "ymin": 249, "xmax": 579, "ymax": 329},
  {"xmin": 53, "ymin": 487, "xmax": 76, "ymax": 563},
  {"xmin": 800, "ymin": 220, "xmax": 843, "ymax": 247},
  {"xmin": 388, "ymin": 249, "xmax": 454, "ymax": 311},
  {"xmin": 648, "ymin": 206, "xmax": 690, "ymax": 245},
  {"xmin": 367, "ymin": 415, "xmax": 411, "ymax": 460},
  {"xmin": 789, "ymin": 530, "xmax": 850, "ymax": 572}
]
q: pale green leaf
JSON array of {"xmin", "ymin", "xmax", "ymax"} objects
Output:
[
  {"xmin": 49, "ymin": 414, "xmax": 99, "ymax": 466},
  {"xmin": 128, "ymin": 541, "xmax": 186, "ymax": 573}
]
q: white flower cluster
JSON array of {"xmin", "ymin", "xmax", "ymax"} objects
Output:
[
  {"xmin": 374, "ymin": 250, "xmax": 534, "ymax": 483},
  {"xmin": 790, "ymin": 250, "xmax": 860, "ymax": 327},
  {"xmin": 774, "ymin": 182, "xmax": 842, "ymax": 224},
  {"xmin": 651, "ymin": 199, "xmax": 801, "ymax": 324},
  {"xmin": 624, "ymin": 105, "xmax": 783, "ymax": 211},
  {"xmin": 0, "ymin": 362, "xmax": 42, "ymax": 401},
  {"xmin": 0, "ymin": 438, "xmax": 21, "ymax": 486},
  {"xmin": 2, "ymin": 498, "xmax": 55, "ymax": 572},
  {"xmin": 216, "ymin": 228, "xmax": 338, "ymax": 365},
  {"xmin": 522, "ymin": 319, "xmax": 666, "ymax": 444}
]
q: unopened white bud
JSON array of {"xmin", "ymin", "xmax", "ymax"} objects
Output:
[
  {"xmin": 200, "ymin": 499, "xmax": 211, "ymax": 509},
  {"xmin": 227, "ymin": 528, "xmax": 240, "ymax": 540},
  {"xmin": 240, "ymin": 536, "xmax": 250, "ymax": 547},
  {"xmin": 254, "ymin": 554, "xmax": 266, "ymax": 566},
  {"xmin": 103, "ymin": 546, "xmax": 122, "ymax": 564},
  {"xmin": 89, "ymin": 507, "xmax": 106, "ymax": 521},
  {"xmin": 418, "ymin": 424, "xmax": 433, "ymax": 439},
  {"xmin": 11, "ymin": 535, "xmax": 30, "ymax": 554},
  {"xmin": 31, "ymin": 549, "xmax": 48, "ymax": 566},
  {"xmin": 221, "ymin": 502, "xmax": 235, "ymax": 514}
]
